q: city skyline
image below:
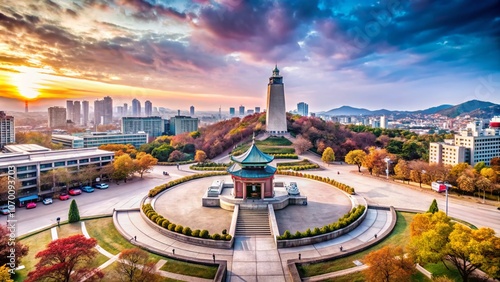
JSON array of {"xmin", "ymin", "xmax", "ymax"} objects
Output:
[{"xmin": 0, "ymin": 0, "xmax": 498, "ymax": 112}]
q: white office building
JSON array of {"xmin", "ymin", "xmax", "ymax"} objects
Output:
[{"xmin": 52, "ymin": 132, "xmax": 148, "ymax": 149}]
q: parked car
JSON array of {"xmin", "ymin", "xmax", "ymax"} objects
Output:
[
  {"xmin": 59, "ymin": 193, "xmax": 70, "ymax": 201},
  {"xmin": 81, "ymin": 186, "xmax": 95, "ymax": 193},
  {"xmin": 42, "ymin": 198, "xmax": 53, "ymax": 205},
  {"xmin": 69, "ymin": 188, "xmax": 82, "ymax": 196},
  {"xmin": 94, "ymin": 183, "xmax": 109, "ymax": 189},
  {"xmin": 26, "ymin": 202, "xmax": 37, "ymax": 209}
]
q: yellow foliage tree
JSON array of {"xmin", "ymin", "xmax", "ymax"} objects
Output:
[
  {"xmin": 113, "ymin": 154, "xmax": 136, "ymax": 182},
  {"xmin": 134, "ymin": 152, "xmax": 158, "ymax": 178},
  {"xmin": 194, "ymin": 150, "xmax": 207, "ymax": 163},
  {"xmin": 363, "ymin": 245, "xmax": 415, "ymax": 282},
  {"xmin": 321, "ymin": 147, "xmax": 335, "ymax": 165},
  {"xmin": 345, "ymin": 149, "xmax": 367, "ymax": 172}
]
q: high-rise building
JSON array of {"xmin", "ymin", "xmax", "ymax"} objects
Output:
[
  {"xmin": 94, "ymin": 99, "xmax": 103, "ymax": 126},
  {"xmin": 239, "ymin": 105, "xmax": 245, "ymax": 116},
  {"xmin": 82, "ymin": 101, "xmax": 89, "ymax": 126},
  {"xmin": 66, "ymin": 100, "xmax": 73, "ymax": 122},
  {"xmin": 0, "ymin": 111, "xmax": 15, "ymax": 148},
  {"xmin": 103, "ymin": 96, "xmax": 113, "ymax": 125},
  {"xmin": 122, "ymin": 116, "xmax": 164, "ymax": 139},
  {"xmin": 297, "ymin": 102, "xmax": 308, "ymax": 116},
  {"xmin": 190, "ymin": 106, "xmax": 195, "ymax": 116},
  {"xmin": 123, "ymin": 103, "xmax": 128, "ymax": 117},
  {"xmin": 48, "ymin": 106, "xmax": 67, "ymax": 128},
  {"xmin": 169, "ymin": 116, "xmax": 199, "ymax": 135},
  {"xmin": 73, "ymin": 101, "xmax": 81, "ymax": 125},
  {"xmin": 380, "ymin": 115, "xmax": 388, "ymax": 129},
  {"xmin": 265, "ymin": 65, "xmax": 287, "ymax": 133},
  {"xmin": 132, "ymin": 99, "xmax": 141, "ymax": 117},
  {"xmin": 229, "ymin": 107, "xmax": 235, "ymax": 116},
  {"xmin": 255, "ymin": 107, "xmax": 261, "ymax": 113},
  {"xmin": 145, "ymin": 100, "xmax": 152, "ymax": 117},
  {"xmin": 116, "ymin": 106, "xmax": 124, "ymax": 116},
  {"xmin": 247, "ymin": 109, "xmax": 254, "ymax": 114},
  {"xmin": 429, "ymin": 117, "xmax": 500, "ymax": 166}
]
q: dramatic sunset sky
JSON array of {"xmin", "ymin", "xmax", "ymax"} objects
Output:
[{"xmin": 0, "ymin": 0, "xmax": 498, "ymax": 112}]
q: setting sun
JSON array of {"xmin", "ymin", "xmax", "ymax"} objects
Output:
[{"xmin": 11, "ymin": 66, "xmax": 44, "ymax": 99}]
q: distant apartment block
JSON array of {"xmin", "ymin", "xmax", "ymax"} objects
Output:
[
  {"xmin": 0, "ymin": 145, "xmax": 114, "ymax": 199},
  {"xmin": 52, "ymin": 132, "xmax": 148, "ymax": 149},
  {"xmin": 122, "ymin": 116, "xmax": 164, "ymax": 139},
  {"xmin": 145, "ymin": 100, "xmax": 152, "ymax": 117},
  {"xmin": 247, "ymin": 109, "xmax": 254, "ymax": 114},
  {"xmin": 429, "ymin": 117, "xmax": 500, "ymax": 166},
  {"xmin": 66, "ymin": 100, "xmax": 73, "ymax": 122},
  {"xmin": 73, "ymin": 101, "xmax": 81, "ymax": 125},
  {"xmin": 48, "ymin": 106, "xmax": 67, "ymax": 128},
  {"xmin": 190, "ymin": 106, "xmax": 195, "ymax": 116},
  {"xmin": 0, "ymin": 111, "xmax": 15, "ymax": 148},
  {"xmin": 169, "ymin": 116, "xmax": 199, "ymax": 135},
  {"xmin": 297, "ymin": 102, "xmax": 308, "ymax": 116},
  {"xmin": 255, "ymin": 107, "xmax": 261, "ymax": 113},
  {"xmin": 380, "ymin": 115, "xmax": 388, "ymax": 129},
  {"xmin": 239, "ymin": 105, "xmax": 245, "ymax": 115},
  {"xmin": 82, "ymin": 101, "xmax": 89, "ymax": 126},
  {"xmin": 229, "ymin": 107, "xmax": 235, "ymax": 116},
  {"xmin": 132, "ymin": 98, "xmax": 141, "ymax": 117}
]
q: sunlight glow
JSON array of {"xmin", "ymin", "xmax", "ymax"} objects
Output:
[{"xmin": 11, "ymin": 67, "xmax": 44, "ymax": 99}]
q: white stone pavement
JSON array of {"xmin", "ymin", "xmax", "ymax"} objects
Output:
[{"xmin": 115, "ymin": 208, "xmax": 392, "ymax": 281}]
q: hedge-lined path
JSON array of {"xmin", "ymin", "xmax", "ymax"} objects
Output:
[{"xmin": 115, "ymin": 207, "xmax": 393, "ymax": 281}]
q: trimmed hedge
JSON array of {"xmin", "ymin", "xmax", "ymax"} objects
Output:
[
  {"xmin": 157, "ymin": 160, "xmax": 195, "ymax": 166},
  {"xmin": 277, "ymin": 205, "xmax": 366, "ymax": 240},
  {"xmin": 189, "ymin": 166, "xmax": 228, "ymax": 171},
  {"xmin": 148, "ymin": 171, "xmax": 228, "ymax": 197},
  {"xmin": 271, "ymin": 153, "xmax": 299, "ymax": 159},
  {"xmin": 142, "ymin": 203, "xmax": 231, "ymax": 241},
  {"xmin": 277, "ymin": 170, "xmax": 355, "ymax": 195},
  {"xmin": 277, "ymin": 164, "xmax": 319, "ymax": 171}
]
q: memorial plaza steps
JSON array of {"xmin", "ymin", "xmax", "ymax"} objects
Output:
[{"xmin": 235, "ymin": 208, "xmax": 272, "ymax": 236}]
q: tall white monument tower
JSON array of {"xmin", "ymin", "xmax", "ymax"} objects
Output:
[{"xmin": 265, "ymin": 65, "xmax": 287, "ymax": 134}]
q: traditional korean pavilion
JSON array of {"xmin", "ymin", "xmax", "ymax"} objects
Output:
[{"xmin": 228, "ymin": 138, "xmax": 277, "ymax": 199}]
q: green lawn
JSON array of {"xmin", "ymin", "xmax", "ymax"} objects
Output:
[
  {"xmin": 277, "ymin": 159, "xmax": 315, "ymax": 167},
  {"xmin": 13, "ymin": 230, "xmax": 52, "ymax": 282},
  {"xmin": 56, "ymin": 222, "xmax": 83, "ymax": 238},
  {"xmin": 102, "ymin": 262, "xmax": 183, "ymax": 282},
  {"xmin": 297, "ymin": 212, "xmax": 415, "ymax": 277},
  {"xmin": 255, "ymin": 136, "xmax": 292, "ymax": 146},
  {"xmin": 261, "ymin": 147, "xmax": 295, "ymax": 154},
  {"xmin": 423, "ymin": 260, "xmax": 485, "ymax": 282},
  {"xmin": 85, "ymin": 217, "xmax": 135, "ymax": 255},
  {"xmin": 160, "ymin": 259, "xmax": 218, "ymax": 279}
]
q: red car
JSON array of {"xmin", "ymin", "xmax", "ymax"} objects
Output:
[
  {"xmin": 26, "ymin": 202, "xmax": 37, "ymax": 209},
  {"xmin": 69, "ymin": 189, "xmax": 82, "ymax": 196},
  {"xmin": 59, "ymin": 193, "xmax": 70, "ymax": 201}
]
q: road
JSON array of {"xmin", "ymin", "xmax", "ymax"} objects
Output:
[{"xmin": 10, "ymin": 151, "xmax": 500, "ymax": 236}]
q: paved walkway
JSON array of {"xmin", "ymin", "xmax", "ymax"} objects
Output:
[{"xmin": 115, "ymin": 207, "xmax": 392, "ymax": 281}]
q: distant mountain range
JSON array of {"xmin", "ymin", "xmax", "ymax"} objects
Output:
[{"xmin": 320, "ymin": 100, "xmax": 500, "ymax": 118}]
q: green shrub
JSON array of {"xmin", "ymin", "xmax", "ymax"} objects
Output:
[
  {"xmin": 182, "ymin": 226, "xmax": 192, "ymax": 236},
  {"xmin": 149, "ymin": 172, "xmax": 229, "ymax": 197},
  {"xmin": 282, "ymin": 230, "xmax": 291, "ymax": 239},
  {"xmin": 168, "ymin": 223, "xmax": 176, "ymax": 231},
  {"xmin": 199, "ymin": 229, "xmax": 209, "ymax": 239},
  {"xmin": 192, "ymin": 229, "xmax": 200, "ymax": 237},
  {"xmin": 222, "ymin": 229, "xmax": 227, "ymax": 235},
  {"xmin": 161, "ymin": 220, "xmax": 170, "ymax": 228},
  {"xmin": 224, "ymin": 234, "xmax": 232, "ymax": 241},
  {"xmin": 304, "ymin": 228, "xmax": 312, "ymax": 237},
  {"xmin": 68, "ymin": 199, "xmax": 80, "ymax": 223},
  {"xmin": 151, "ymin": 215, "xmax": 158, "ymax": 222},
  {"xmin": 294, "ymin": 231, "xmax": 302, "ymax": 239},
  {"xmin": 175, "ymin": 225, "xmax": 184, "ymax": 233},
  {"xmin": 312, "ymin": 227, "xmax": 321, "ymax": 236},
  {"xmin": 212, "ymin": 233, "xmax": 221, "ymax": 240}
]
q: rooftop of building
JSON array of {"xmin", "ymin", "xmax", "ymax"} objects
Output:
[
  {"xmin": 230, "ymin": 140, "xmax": 274, "ymax": 165},
  {"xmin": 3, "ymin": 144, "xmax": 52, "ymax": 153},
  {"xmin": 0, "ymin": 147, "xmax": 114, "ymax": 166}
]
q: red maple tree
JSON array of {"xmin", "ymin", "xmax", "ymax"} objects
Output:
[{"xmin": 26, "ymin": 234, "xmax": 103, "ymax": 282}]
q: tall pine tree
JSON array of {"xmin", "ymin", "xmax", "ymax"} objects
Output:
[{"xmin": 68, "ymin": 199, "xmax": 80, "ymax": 223}]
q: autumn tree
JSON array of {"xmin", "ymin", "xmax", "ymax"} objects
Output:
[
  {"xmin": 0, "ymin": 265, "xmax": 13, "ymax": 282},
  {"xmin": 115, "ymin": 248, "xmax": 161, "ymax": 282},
  {"xmin": 321, "ymin": 147, "xmax": 335, "ymax": 165},
  {"xmin": 408, "ymin": 160, "xmax": 429, "ymax": 187},
  {"xmin": 134, "ymin": 152, "xmax": 158, "ymax": 178},
  {"xmin": 168, "ymin": 150, "xmax": 185, "ymax": 162},
  {"xmin": 363, "ymin": 147, "xmax": 390, "ymax": 176},
  {"xmin": 100, "ymin": 163, "xmax": 115, "ymax": 180},
  {"xmin": 293, "ymin": 135, "xmax": 313, "ymax": 155},
  {"xmin": 473, "ymin": 161, "xmax": 486, "ymax": 173},
  {"xmin": 0, "ymin": 224, "xmax": 29, "ymax": 269},
  {"xmin": 480, "ymin": 167, "xmax": 497, "ymax": 184},
  {"xmin": 0, "ymin": 176, "xmax": 20, "ymax": 202},
  {"xmin": 363, "ymin": 245, "xmax": 415, "ymax": 282},
  {"xmin": 394, "ymin": 159, "xmax": 410, "ymax": 183},
  {"xmin": 99, "ymin": 144, "xmax": 137, "ymax": 157},
  {"xmin": 68, "ymin": 199, "xmax": 80, "ymax": 223},
  {"xmin": 456, "ymin": 168, "xmax": 478, "ymax": 194},
  {"xmin": 345, "ymin": 149, "xmax": 367, "ymax": 172},
  {"xmin": 113, "ymin": 154, "xmax": 136, "ymax": 182},
  {"xmin": 26, "ymin": 234, "xmax": 103, "ymax": 282},
  {"xmin": 194, "ymin": 150, "xmax": 207, "ymax": 163},
  {"xmin": 450, "ymin": 163, "xmax": 471, "ymax": 185},
  {"xmin": 409, "ymin": 211, "xmax": 500, "ymax": 281},
  {"xmin": 78, "ymin": 165, "xmax": 99, "ymax": 186}
]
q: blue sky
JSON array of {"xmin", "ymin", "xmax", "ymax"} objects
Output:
[{"xmin": 0, "ymin": 0, "xmax": 498, "ymax": 112}]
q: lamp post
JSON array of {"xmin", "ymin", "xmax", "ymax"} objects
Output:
[
  {"xmin": 56, "ymin": 217, "xmax": 60, "ymax": 228},
  {"xmin": 384, "ymin": 157, "xmax": 391, "ymax": 180}
]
